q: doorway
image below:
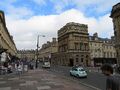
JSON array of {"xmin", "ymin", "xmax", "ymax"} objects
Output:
[{"xmin": 69, "ymin": 59, "xmax": 74, "ymax": 66}]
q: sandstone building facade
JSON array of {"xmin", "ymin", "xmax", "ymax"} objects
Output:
[
  {"xmin": 51, "ymin": 22, "xmax": 90, "ymax": 66},
  {"xmin": 110, "ymin": 3, "xmax": 120, "ymax": 64},
  {"xmin": 17, "ymin": 50, "xmax": 35, "ymax": 61},
  {"xmin": 38, "ymin": 38, "xmax": 58, "ymax": 62},
  {"xmin": 0, "ymin": 11, "xmax": 17, "ymax": 62},
  {"xmin": 89, "ymin": 33, "xmax": 116, "ymax": 66}
]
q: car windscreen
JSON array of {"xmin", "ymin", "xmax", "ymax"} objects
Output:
[{"xmin": 79, "ymin": 68, "xmax": 84, "ymax": 71}]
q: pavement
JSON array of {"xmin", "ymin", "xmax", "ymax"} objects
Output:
[
  {"xmin": 49, "ymin": 66, "xmax": 103, "ymax": 90},
  {"xmin": 0, "ymin": 69, "xmax": 95, "ymax": 90},
  {"xmin": 87, "ymin": 67, "xmax": 120, "ymax": 76}
]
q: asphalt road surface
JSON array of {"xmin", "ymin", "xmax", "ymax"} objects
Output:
[{"xmin": 46, "ymin": 65, "xmax": 106, "ymax": 90}]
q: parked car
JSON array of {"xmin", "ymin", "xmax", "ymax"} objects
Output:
[
  {"xmin": 42, "ymin": 62, "xmax": 50, "ymax": 68},
  {"xmin": 70, "ymin": 66, "xmax": 87, "ymax": 78}
]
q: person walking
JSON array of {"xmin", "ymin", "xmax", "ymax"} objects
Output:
[
  {"xmin": 101, "ymin": 64, "xmax": 120, "ymax": 90},
  {"xmin": 17, "ymin": 64, "xmax": 23, "ymax": 77},
  {"xmin": 7, "ymin": 64, "xmax": 12, "ymax": 73}
]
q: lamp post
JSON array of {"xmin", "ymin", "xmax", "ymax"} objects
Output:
[{"xmin": 35, "ymin": 35, "xmax": 45, "ymax": 68}]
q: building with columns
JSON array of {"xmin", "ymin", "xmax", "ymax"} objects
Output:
[
  {"xmin": 51, "ymin": 22, "xmax": 90, "ymax": 66},
  {"xmin": 89, "ymin": 33, "xmax": 116, "ymax": 66},
  {"xmin": 17, "ymin": 50, "xmax": 36, "ymax": 61},
  {"xmin": 110, "ymin": 3, "xmax": 120, "ymax": 65},
  {"xmin": 0, "ymin": 10, "xmax": 17, "ymax": 63}
]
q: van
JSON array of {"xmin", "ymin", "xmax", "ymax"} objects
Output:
[{"xmin": 42, "ymin": 62, "xmax": 50, "ymax": 68}]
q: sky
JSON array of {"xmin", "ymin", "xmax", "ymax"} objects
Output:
[{"xmin": 0, "ymin": 0, "xmax": 119, "ymax": 50}]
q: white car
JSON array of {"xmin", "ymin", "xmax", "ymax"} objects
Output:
[
  {"xmin": 70, "ymin": 67, "xmax": 87, "ymax": 78},
  {"xmin": 42, "ymin": 62, "xmax": 50, "ymax": 68}
]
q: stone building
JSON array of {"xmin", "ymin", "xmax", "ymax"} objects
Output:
[
  {"xmin": 51, "ymin": 22, "xmax": 90, "ymax": 66},
  {"xmin": 89, "ymin": 33, "xmax": 103, "ymax": 66},
  {"xmin": 89, "ymin": 33, "xmax": 116, "ymax": 66},
  {"xmin": 38, "ymin": 38, "xmax": 58, "ymax": 62},
  {"xmin": 110, "ymin": 3, "xmax": 120, "ymax": 64},
  {"xmin": 17, "ymin": 50, "xmax": 36, "ymax": 61},
  {"xmin": 0, "ymin": 10, "xmax": 17, "ymax": 63}
]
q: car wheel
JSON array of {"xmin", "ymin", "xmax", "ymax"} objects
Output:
[
  {"xmin": 70, "ymin": 72, "xmax": 72, "ymax": 76},
  {"xmin": 76, "ymin": 74, "xmax": 79, "ymax": 78}
]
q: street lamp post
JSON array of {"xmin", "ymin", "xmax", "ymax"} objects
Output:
[{"xmin": 35, "ymin": 35, "xmax": 45, "ymax": 69}]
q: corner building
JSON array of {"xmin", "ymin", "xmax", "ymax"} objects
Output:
[
  {"xmin": 51, "ymin": 22, "xmax": 90, "ymax": 66},
  {"xmin": 110, "ymin": 3, "xmax": 120, "ymax": 64}
]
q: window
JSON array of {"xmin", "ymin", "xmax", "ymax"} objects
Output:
[
  {"xmin": 75, "ymin": 43, "xmax": 79, "ymax": 50},
  {"xmin": 81, "ymin": 58, "xmax": 83, "ymax": 62},
  {"xmin": 91, "ymin": 43, "xmax": 92, "ymax": 46},
  {"xmin": 72, "ymin": 68, "xmax": 77, "ymax": 71},
  {"xmin": 107, "ymin": 52, "xmax": 109, "ymax": 58},
  {"xmin": 79, "ymin": 68, "xmax": 84, "ymax": 71},
  {"xmin": 110, "ymin": 52, "xmax": 112, "ymax": 58},
  {"xmin": 76, "ymin": 58, "xmax": 78, "ymax": 62},
  {"xmin": 80, "ymin": 43, "xmax": 82, "ymax": 50},
  {"xmin": 74, "ymin": 68, "xmax": 78, "ymax": 71}
]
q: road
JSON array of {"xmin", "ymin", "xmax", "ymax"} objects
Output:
[
  {"xmin": 41, "ymin": 65, "xmax": 107, "ymax": 90},
  {"xmin": 0, "ymin": 69, "xmax": 94, "ymax": 90}
]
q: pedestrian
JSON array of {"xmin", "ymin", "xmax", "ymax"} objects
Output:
[
  {"xmin": 101, "ymin": 64, "xmax": 120, "ymax": 90},
  {"xmin": 17, "ymin": 64, "xmax": 23, "ymax": 77},
  {"xmin": 8, "ymin": 64, "xmax": 12, "ymax": 73}
]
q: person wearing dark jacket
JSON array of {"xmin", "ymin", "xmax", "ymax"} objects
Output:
[{"xmin": 101, "ymin": 64, "xmax": 120, "ymax": 90}]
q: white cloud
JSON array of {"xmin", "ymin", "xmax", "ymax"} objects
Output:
[
  {"xmin": 6, "ymin": 9, "xmax": 114, "ymax": 49},
  {"xmin": 89, "ymin": 14, "xmax": 114, "ymax": 37}
]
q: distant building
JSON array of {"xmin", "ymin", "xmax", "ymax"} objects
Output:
[
  {"xmin": 0, "ymin": 10, "xmax": 17, "ymax": 63},
  {"xmin": 17, "ymin": 50, "xmax": 35, "ymax": 61},
  {"xmin": 110, "ymin": 3, "xmax": 120, "ymax": 65},
  {"xmin": 89, "ymin": 33, "xmax": 116, "ymax": 66},
  {"xmin": 38, "ymin": 38, "xmax": 58, "ymax": 62},
  {"xmin": 51, "ymin": 22, "xmax": 90, "ymax": 66}
]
